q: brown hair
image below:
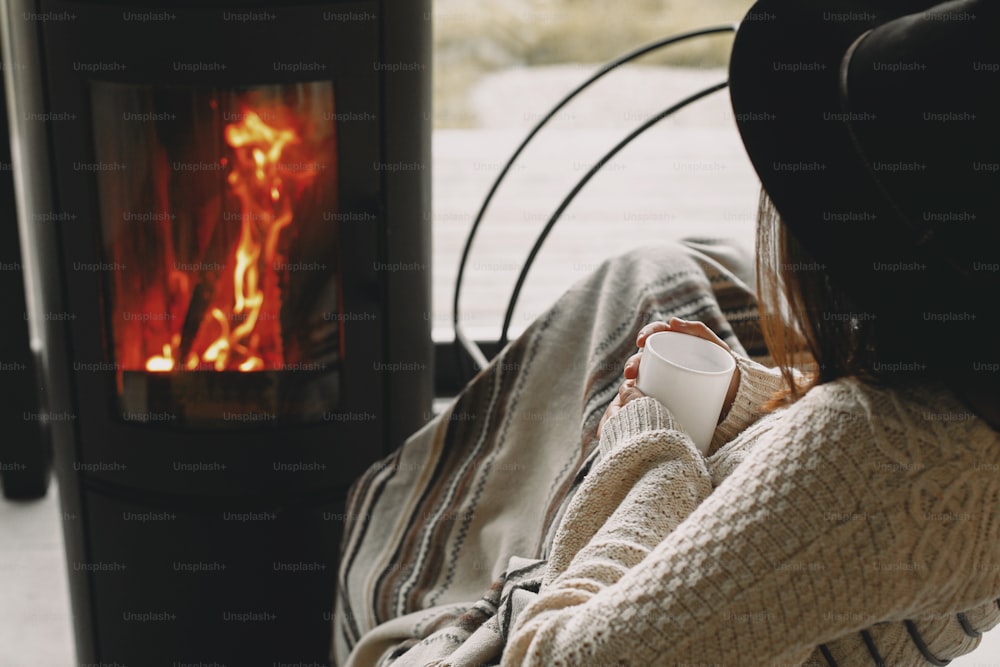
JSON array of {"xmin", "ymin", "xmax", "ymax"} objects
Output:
[
  {"xmin": 755, "ymin": 189, "xmax": 881, "ymax": 409},
  {"xmin": 756, "ymin": 189, "xmax": 1000, "ymax": 430}
]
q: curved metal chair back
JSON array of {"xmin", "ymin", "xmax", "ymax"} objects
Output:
[{"xmin": 451, "ymin": 25, "xmax": 737, "ymax": 376}]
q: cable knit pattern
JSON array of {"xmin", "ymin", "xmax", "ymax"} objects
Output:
[{"xmin": 502, "ymin": 364, "xmax": 1000, "ymax": 666}]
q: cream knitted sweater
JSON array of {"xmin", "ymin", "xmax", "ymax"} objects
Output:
[{"xmin": 502, "ymin": 356, "xmax": 1000, "ymax": 666}]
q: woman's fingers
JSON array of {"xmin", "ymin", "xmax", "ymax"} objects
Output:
[
  {"xmin": 598, "ymin": 381, "xmax": 646, "ymax": 439},
  {"xmin": 665, "ymin": 317, "xmax": 731, "ymax": 351},
  {"xmin": 623, "ymin": 351, "xmax": 643, "ymax": 380},
  {"xmin": 635, "ymin": 321, "xmax": 672, "ymax": 348},
  {"xmin": 637, "ymin": 317, "xmax": 730, "ymax": 351},
  {"xmin": 618, "ymin": 382, "xmax": 644, "ymax": 404}
]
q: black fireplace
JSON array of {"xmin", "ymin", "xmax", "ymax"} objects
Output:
[{"xmin": 1, "ymin": 1, "xmax": 431, "ymax": 665}]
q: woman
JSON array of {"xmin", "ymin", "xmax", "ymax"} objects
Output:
[
  {"xmin": 500, "ymin": 0, "xmax": 1000, "ymax": 664},
  {"xmin": 337, "ymin": 0, "xmax": 1000, "ymax": 664}
]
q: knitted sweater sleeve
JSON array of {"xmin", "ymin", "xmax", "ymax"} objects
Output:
[
  {"xmin": 710, "ymin": 354, "xmax": 790, "ymax": 450},
  {"xmin": 502, "ymin": 385, "xmax": 1000, "ymax": 666}
]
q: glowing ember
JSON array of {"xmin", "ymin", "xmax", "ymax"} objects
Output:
[
  {"xmin": 146, "ymin": 343, "xmax": 175, "ymax": 372},
  {"xmin": 145, "ymin": 108, "xmax": 320, "ymax": 373}
]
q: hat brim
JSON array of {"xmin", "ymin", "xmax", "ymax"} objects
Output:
[{"xmin": 728, "ymin": 0, "xmax": 947, "ymax": 303}]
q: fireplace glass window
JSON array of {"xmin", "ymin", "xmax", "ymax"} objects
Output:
[{"xmin": 91, "ymin": 81, "xmax": 342, "ymax": 425}]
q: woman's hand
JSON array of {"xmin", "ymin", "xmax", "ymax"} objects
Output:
[
  {"xmin": 596, "ymin": 376, "xmax": 647, "ymax": 440},
  {"xmin": 597, "ymin": 318, "xmax": 741, "ymax": 439}
]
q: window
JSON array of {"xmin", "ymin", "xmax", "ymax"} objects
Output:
[{"xmin": 430, "ymin": 0, "xmax": 758, "ymax": 343}]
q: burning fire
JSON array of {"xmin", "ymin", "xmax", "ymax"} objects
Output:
[{"xmin": 145, "ymin": 109, "xmax": 319, "ymax": 372}]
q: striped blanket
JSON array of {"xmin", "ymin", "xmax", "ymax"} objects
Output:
[{"xmin": 332, "ymin": 241, "xmax": 765, "ymax": 666}]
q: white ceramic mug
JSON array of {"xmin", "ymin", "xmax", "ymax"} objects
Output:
[{"xmin": 635, "ymin": 330, "xmax": 736, "ymax": 454}]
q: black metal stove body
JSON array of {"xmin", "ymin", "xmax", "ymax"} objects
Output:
[{"xmin": 0, "ymin": 1, "xmax": 430, "ymax": 664}]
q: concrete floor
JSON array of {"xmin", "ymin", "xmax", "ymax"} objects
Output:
[
  {"xmin": 0, "ymin": 489, "xmax": 76, "ymax": 666},
  {"xmin": 5, "ymin": 481, "xmax": 1000, "ymax": 666},
  {"xmin": 4, "ymin": 65, "xmax": 1000, "ymax": 665}
]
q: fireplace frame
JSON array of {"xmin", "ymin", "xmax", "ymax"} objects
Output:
[{"xmin": 1, "ymin": 1, "xmax": 431, "ymax": 664}]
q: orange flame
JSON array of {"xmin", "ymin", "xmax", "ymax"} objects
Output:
[{"xmin": 145, "ymin": 109, "xmax": 318, "ymax": 372}]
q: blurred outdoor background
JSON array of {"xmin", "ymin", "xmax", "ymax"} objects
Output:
[
  {"xmin": 432, "ymin": 0, "xmax": 750, "ymax": 128},
  {"xmin": 428, "ymin": 0, "xmax": 762, "ymax": 341}
]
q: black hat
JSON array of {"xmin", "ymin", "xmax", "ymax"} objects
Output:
[{"xmin": 729, "ymin": 0, "xmax": 999, "ymax": 321}]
